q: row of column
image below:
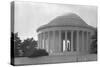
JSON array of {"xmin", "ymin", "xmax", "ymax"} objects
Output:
[{"xmin": 38, "ymin": 30, "xmax": 90, "ymax": 54}]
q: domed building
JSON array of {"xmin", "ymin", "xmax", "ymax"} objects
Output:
[{"xmin": 37, "ymin": 13, "xmax": 95, "ymax": 56}]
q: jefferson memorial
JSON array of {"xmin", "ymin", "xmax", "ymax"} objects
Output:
[{"xmin": 37, "ymin": 13, "xmax": 95, "ymax": 56}]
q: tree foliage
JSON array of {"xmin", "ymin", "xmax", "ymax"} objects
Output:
[
  {"xmin": 90, "ymin": 29, "xmax": 97, "ymax": 54},
  {"xmin": 11, "ymin": 32, "xmax": 21, "ymax": 57},
  {"xmin": 21, "ymin": 38, "xmax": 37, "ymax": 56},
  {"xmin": 11, "ymin": 32, "xmax": 48, "ymax": 57}
]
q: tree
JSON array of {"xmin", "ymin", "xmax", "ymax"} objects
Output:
[
  {"xmin": 11, "ymin": 32, "xmax": 22, "ymax": 57},
  {"xmin": 21, "ymin": 38, "xmax": 37, "ymax": 56},
  {"xmin": 90, "ymin": 29, "xmax": 97, "ymax": 54}
]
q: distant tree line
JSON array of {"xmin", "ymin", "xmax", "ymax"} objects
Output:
[{"xmin": 11, "ymin": 32, "xmax": 48, "ymax": 58}]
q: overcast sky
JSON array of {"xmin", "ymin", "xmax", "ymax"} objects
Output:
[{"xmin": 15, "ymin": 1, "xmax": 97, "ymax": 40}]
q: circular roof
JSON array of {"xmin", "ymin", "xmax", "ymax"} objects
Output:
[{"xmin": 37, "ymin": 13, "xmax": 94, "ymax": 32}]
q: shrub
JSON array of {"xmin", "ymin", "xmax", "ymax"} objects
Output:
[{"xmin": 28, "ymin": 49, "xmax": 49, "ymax": 58}]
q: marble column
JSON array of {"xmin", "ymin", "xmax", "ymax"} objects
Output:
[
  {"xmin": 71, "ymin": 31, "xmax": 73, "ymax": 52},
  {"xmin": 88, "ymin": 32, "xmax": 91, "ymax": 53},
  {"xmin": 40, "ymin": 33, "xmax": 42, "ymax": 49},
  {"xmin": 43, "ymin": 32, "xmax": 45, "ymax": 49},
  {"xmin": 76, "ymin": 31, "xmax": 79, "ymax": 52},
  {"xmin": 59, "ymin": 31, "xmax": 61, "ymax": 52},
  {"xmin": 39, "ymin": 33, "xmax": 41, "ymax": 48},
  {"xmin": 86, "ymin": 32, "xmax": 88, "ymax": 53},
  {"xmin": 65, "ymin": 31, "xmax": 67, "ymax": 51},
  {"xmin": 38, "ymin": 33, "xmax": 40, "ymax": 48},
  {"xmin": 82, "ymin": 31, "xmax": 84, "ymax": 52},
  {"xmin": 47, "ymin": 31, "xmax": 50, "ymax": 52},
  {"xmin": 87, "ymin": 32, "xmax": 89, "ymax": 52},
  {"xmin": 52, "ymin": 31, "xmax": 55, "ymax": 53},
  {"xmin": 84, "ymin": 32, "xmax": 87, "ymax": 53}
]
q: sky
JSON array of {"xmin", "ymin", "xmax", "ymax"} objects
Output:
[{"xmin": 14, "ymin": 1, "xmax": 97, "ymax": 41}]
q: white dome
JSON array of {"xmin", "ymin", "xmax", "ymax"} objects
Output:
[{"xmin": 37, "ymin": 13, "xmax": 94, "ymax": 32}]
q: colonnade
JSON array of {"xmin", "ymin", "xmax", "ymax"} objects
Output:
[{"xmin": 38, "ymin": 30, "xmax": 91, "ymax": 55}]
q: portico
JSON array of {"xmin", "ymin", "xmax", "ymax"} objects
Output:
[{"xmin": 37, "ymin": 13, "xmax": 95, "ymax": 56}]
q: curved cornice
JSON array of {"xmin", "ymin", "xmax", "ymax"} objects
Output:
[{"xmin": 37, "ymin": 24, "xmax": 95, "ymax": 32}]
